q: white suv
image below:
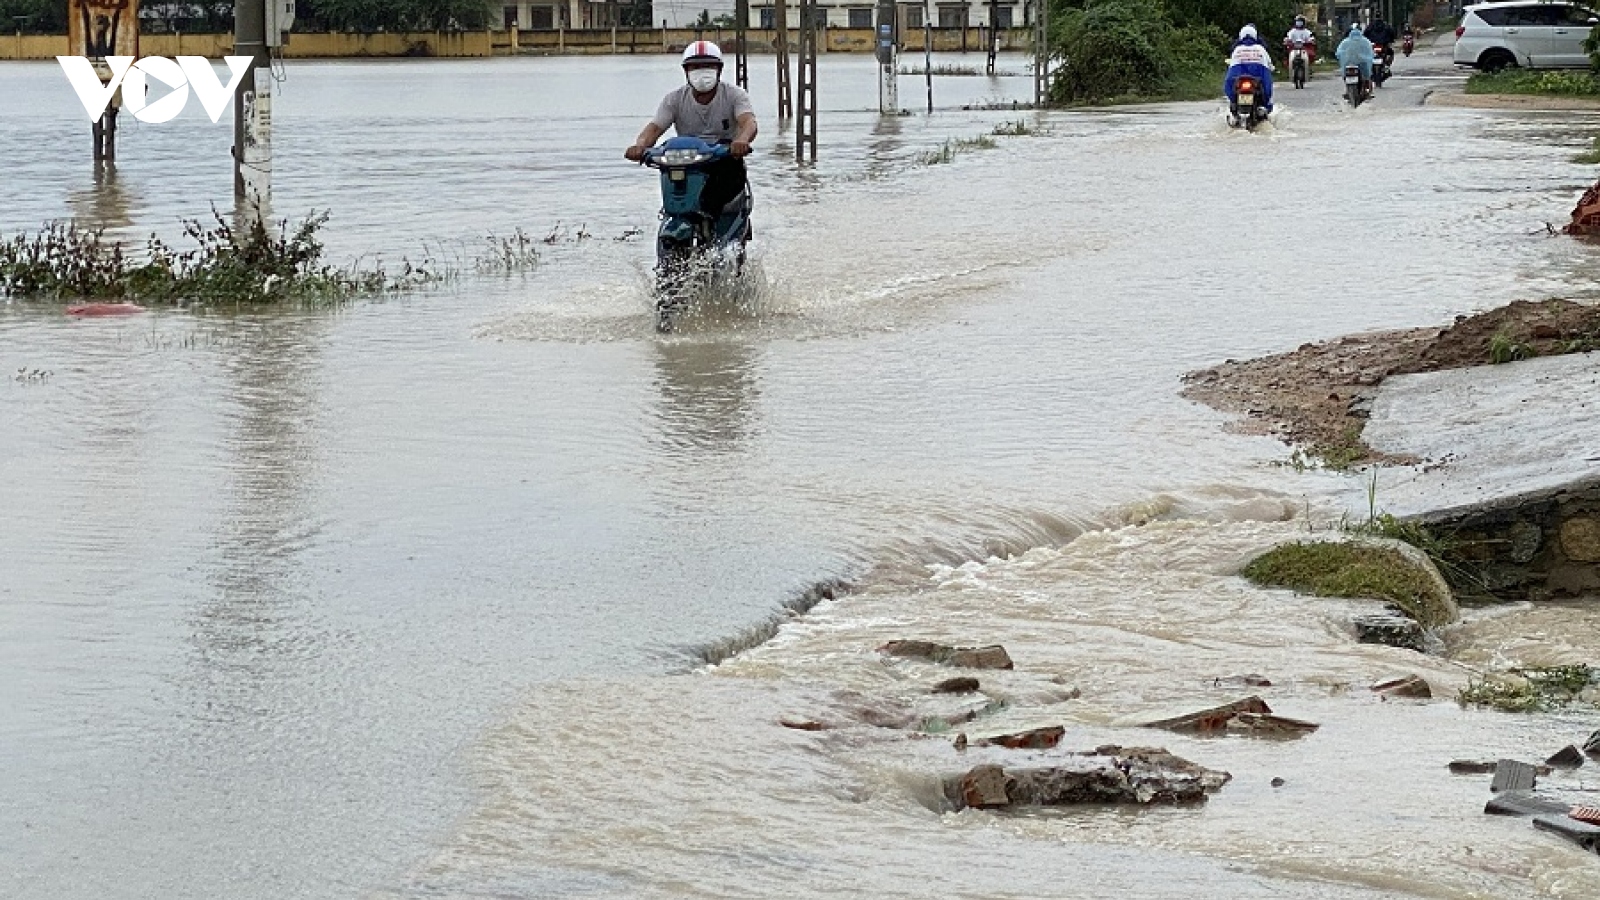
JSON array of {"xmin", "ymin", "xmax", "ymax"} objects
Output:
[{"xmin": 1454, "ymin": 1, "xmax": 1600, "ymax": 70}]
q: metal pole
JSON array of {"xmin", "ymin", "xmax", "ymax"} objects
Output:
[
  {"xmin": 924, "ymin": 0, "xmax": 932, "ymax": 113},
  {"xmin": 1033, "ymin": 0, "xmax": 1048, "ymax": 107},
  {"xmin": 232, "ymin": 0, "xmax": 267, "ymax": 202},
  {"xmin": 796, "ymin": 0, "xmax": 817, "ymax": 161},
  {"xmin": 735, "ymin": 0, "xmax": 748, "ymax": 87},
  {"xmin": 986, "ymin": 0, "xmax": 997, "ymax": 74},
  {"xmin": 775, "ymin": 0, "xmax": 792, "ymax": 119}
]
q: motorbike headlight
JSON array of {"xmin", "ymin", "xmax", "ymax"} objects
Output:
[{"xmin": 662, "ymin": 149, "xmax": 710, "ymax": 166}]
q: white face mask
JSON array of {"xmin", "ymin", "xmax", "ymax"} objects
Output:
[{"xmin": 687, "ymin": 69, "xmax": 720, "ymax": 92}]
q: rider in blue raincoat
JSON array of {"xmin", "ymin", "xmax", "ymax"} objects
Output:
[
  {"xmin": 1337, "ymin": 24, "xmax": 1375, "ymax": 86},
  {"xmin": 1224, "ymin": 25, "xmax": 1275, "ymax": 113}
]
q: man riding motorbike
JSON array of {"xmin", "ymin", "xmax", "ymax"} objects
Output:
[
  {"xmin": 1364, "ymin": 15, "xmax": 1398, "ymax": 66},
  {"xmin": 1225, "ymin": 25, "xmax": 1275, "ymax": 115},
  {"xmin": 1284, "ymin": 16, "xmax": 1317, "ymax": 64},
  {"xmin": 1337, "ymin": 23, "xmax": 1375, "ymax": 96},
  {"xmin": 624, "ymin": 41, "xmax": 758, "ymax": 216}
]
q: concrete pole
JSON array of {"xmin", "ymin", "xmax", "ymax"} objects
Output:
[
  {"xmin": 232, "ymin": 0, "xmax": 268, "ymax": 203},
  {"xmin": 775, "ymin": 0, "xmax": 792, "ymax": 119},
  {"xmin": 735, "ymin": 0, "xmax": 748, "ymax": 87}
]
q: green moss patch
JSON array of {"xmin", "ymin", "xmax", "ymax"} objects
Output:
[
  {"xmin": 1458, "ymin": 665, "xmax": 1597, "ymax": 712},
  {"xmin": 1242, "ymin": 540, "xmax": 1456, "ymax": 627}
]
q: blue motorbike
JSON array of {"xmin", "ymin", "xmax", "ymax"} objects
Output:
[{"xmin": 640, "ymin": 136, "xmax": 754, "ymax": 333}]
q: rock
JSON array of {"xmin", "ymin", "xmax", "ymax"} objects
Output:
[
  {"xmin": 947, "ymin": 646, "xmax": 1014, "ymax": 670},
  {"xmin": 1558, "ymin": 518, "xmax": 1600, "ymax": 563},
  {"xmin": 1353, "ymin": 613, "xmax": 1425, "ymax": 651},
  {"xmin": 1485, "ymin": 792, "xmax": 1573, "ymax": 817},
  {"xmin": 1213, "ymin": 673, "xmax": 1273, "ymax": 688},
  {"xmin": 1270, "ymin": 777, "xmax": 1286, "ymax": 788},
  {"xmin": 1228, "ymin": 712, "xmax": 1320, "ymax": 736},
  {"xmin": 959, "ymin": 764, "xmax": 1013, "ymax": 809},
  {"xmin": 1508, "ymin": 520, "xmax": 1543, "ymax": 564},
  {"xmin": 1532, "ymin": 814, "xmax": 1600, "ymax": 853},
  {"xmin": 1449, "ymin": 760, "xmax": 1500, "ymax": 775},
  {"xmin": 1546, "ymin": 745, "xmax": 1586, "ymax": 769},
  {"xmin": 976, "ymin": 725, "xmax": 1065, "ymax": 750},
  {"xmin": 933, "ymin": 676, "xmax": 981, "ymax": 694},
  {"xmin": 1142, "ymin": 696, "xmax": 1272, "ymax": 733},
  {"xmin": 1565, "ymin": 178, "xmax": 1600, "ymax": 235},
  {"xmin": 953, "ymin": 732, "xmax": 968, "ymax": 751},
  {"xmin": 1585, "ymin": 729, "xmax": 1600, "ymax": 760},
  {"xmin": 1530, "ymin": 324, "xmax": 1563, "ymax": 340},
  {"xmin": 1372, "ymin": 674, "xmax": 1433, "ymax": 699},
  {"xmin": 779, "ymin": 719, "xmax": 830, "ymax": 731},
  {"xmin": 1491, "ymin": 759, "xmax": 1539, "ymax": 793},
  {"xmin": 945, "ymin": 747, "xmax": 1230, "ymax": 810},
  {"xmin": 879, "ymin": 640, "xmax": 1014, "ymax": 670}
]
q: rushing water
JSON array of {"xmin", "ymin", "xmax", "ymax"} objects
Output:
[{"xmin": 4, "ymin": 49, "xmax": 1600, "ymax": 899}]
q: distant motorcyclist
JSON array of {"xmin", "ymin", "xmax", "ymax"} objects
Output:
[
  {"xmin": 624, "ymin": 41, "xmax": 758, "ymax": 215},
  {"xmin": 1284, "ymin": 16, "xmax": 1317, "ymax": 64},
  {"xmin": 1225, "ymin": 25, "xmax": 1275, "ymax": 114},
  {"xmin": 1364, "ymin": 15, "xmax": 1398, "ymax": 64},
  {"xmin": 1337, "ymin": 23, "xmax": 1375, "ymax": 93}
]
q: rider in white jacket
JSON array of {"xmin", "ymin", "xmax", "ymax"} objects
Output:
[{"xmin": 1284, "ymin": 16, "xmax": 1316, "ymax": 62}]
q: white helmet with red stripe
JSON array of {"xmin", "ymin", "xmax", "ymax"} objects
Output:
[{"xmin": 681, "ymin": 40, "xmax": 723, "ymax": 67}]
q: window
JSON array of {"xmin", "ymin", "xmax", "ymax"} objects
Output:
[
  {"xmin": 904, "ymin": 4, "xmax": 923, "ymax": 29},
  {"xmin": 938, "ymin": 5, "xmax": 965, "ymax": 27},
  {"xmin": 1559, "ymin": 5, "xmax": 1600, "ymax": 25},
  {"xmin": 994, "ymin": 5, "xmax": 1012, "ymax": 28},
  {"xmin": 1506, "ymin": 6, "xmax": 1561, "ymax": 26},
  {"xmin": 503, "ymin": 5, "xmax": 518, "ymax": 28},
  {"xmin": 760, "ymin": 7, "xmax": 773, "ymax": 28},
  {"xmin": 1474, "ymin": 8, "xmax": 1510, "ymax": 26},
  {"xmin": 528, "ymin": 5, "xmax": 554, "ymax": 28},
  {"xmin": 848, "ymin": 7, "xmax": 873, "ymax": 27}
]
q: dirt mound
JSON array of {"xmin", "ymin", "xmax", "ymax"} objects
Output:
[{"xmin": 1181, "ymin": 300, "xmax": 1600, "ymax": 466}]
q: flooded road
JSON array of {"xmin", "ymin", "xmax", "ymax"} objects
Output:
[{"xmin": 4, "ymin": 48, "xmax": 1600, "ymax": 899}]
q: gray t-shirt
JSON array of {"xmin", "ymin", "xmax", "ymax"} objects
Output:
[{"xmin": 650, "ymin": 82, "xmax": 754, "ymax": 143}]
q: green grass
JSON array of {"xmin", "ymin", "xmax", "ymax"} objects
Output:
[
  {"xmin": 1458, "ymin": 665, "xmax": 1597, "ymax": 712},
  {"xmin": 1242, "ymin": 541, "xmax": 1456, "ymax": 626},
  {"xmin": 1489, "ymin": 330, "xmax": 1537, "ymax": 364},
  {"xmin": 915, "ymin": 134, "xmax": 999, "ymax": 166},
  {"xmin": 991, "ymin": 119, "xmax": 1050, "ymax": 137},
  {"xmin": 1466, "ymin": 70, "xmax": 1600, "ymax": 96},
  {"xmin": 1575, "ymin": 135, "xmax": 1600, "ymax": 164}
]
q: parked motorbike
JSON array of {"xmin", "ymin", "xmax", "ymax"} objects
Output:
[
  {"xmin": 1227, "ymin": 74, "xmax": 1270, "ymax": 130},
  {"xmin": 1372, "ymin": 44, "xmax": 1393, "ymax": 86},
  {"xmin": 1343, "ymin": 64, "xmax": 1369, "ymax": 107},
  {"xmin": 1287, "ymin": 40, "xmax": 1313, "ymax": 89},
  {"xmin": 1402, "ymin": 33, "xmax": 1415, "ymax": 56},
  {"xmin": 639, "ymin": 136, "xmax": 753, "ymax": 333}
]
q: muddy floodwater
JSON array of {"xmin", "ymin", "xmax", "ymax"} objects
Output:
[{"xmin": 4, "ymin": 50, "xmax": 1600, "ymax": 899}]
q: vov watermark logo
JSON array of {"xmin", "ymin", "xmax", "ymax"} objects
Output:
[{"xmin": 58, "ymin": 56, "xmax": 254, "ymax": 124}]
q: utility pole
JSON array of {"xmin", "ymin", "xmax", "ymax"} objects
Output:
[
  {"xmin": 775, "ymin": 0, "xmax": 792, "ymax": 119},
  {"xmin": 734, "ymin": 0, "xmax": 748, "ymax": 87},
  {"xmin": 875, "ymin": 0, "xmax": 898, "ymax": 115},
  {"xmin": 232, "ymin": 0, "xmax": 270, "ymax": 216},
  {"xmin": 796, "ymin": 0, "xmax": 817, "ymax": 161},
  {"xmin": 986, "ymin": 0, "xmax": 997, "ymax": 74},
  {"xmin": 1033, "ymin": 0, "xmax": 1048, "ymax": 107}
]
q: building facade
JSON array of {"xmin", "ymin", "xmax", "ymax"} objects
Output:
[{"xmin": 748, "ymin": 1, "xmax": 1030, "ymax": 30}]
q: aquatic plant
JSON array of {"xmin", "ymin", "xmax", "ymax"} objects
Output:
[
  {"xmin": 0, "ymin": 210, "xmax": 438, "ymax": 306},
  {"xmin": 1488, "ymin": 330, "xmax": 1536, "ymax": 364},
  {"xmin": 1458, "ymin": 665, "xmax": 1597, "ymax": 712}
]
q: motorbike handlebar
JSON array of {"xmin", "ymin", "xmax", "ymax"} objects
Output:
[{"xmin": 640, "ymin": 143, "xmax": 732, "ymax": 169}]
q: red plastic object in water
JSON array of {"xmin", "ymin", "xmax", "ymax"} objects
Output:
[{"xmin": 66, "ymin": 302, "xmax": 146, "ymax": 317}]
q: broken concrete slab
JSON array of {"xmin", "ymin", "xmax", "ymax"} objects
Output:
[
  {"xmin": 1585, "ymin": 729, "xmax": 1600, "ymax": 760},
  {"xmin": 1484, "ymin": 792, "xmax": 1572, "ymax": 817},
  {"xmin": 933, "ymin": 676, "xmax": 981, "ymax": 694},
  {"xmin": 944, "ymin": 746, "xmax": 1230, "ymax": 811},
  {"xmin": 1532, "ymin": 814, "xmax": 1600, "ymax": 853},
  {"xmin": 1546, "ymin": 745, "xmax": 1586, "ymax": 769},
  {"xmin": 1142, "ymin": 696, "xmax": 1271, "ymax": 733},
  {"xmin": 1229, "ymin": 712, "xmax": 1320, "ymax": 736},
  {"xmin": 879, "ymin": 640, "xmax": 1014, "ymax": 670},
  {"xmin": 1372, "ymin": 674, "xmax": 1433, "ymax": 699},
  {"xmin": 1450, "ymin": 759, "xmax": 1553, "ymax": 776},
  {"xmin": 975, "ymin": 725, "xmax": 1065, "ymax": 750},
  {"xmin": 1491, "ymin": 759, "xmax": 1539, "ymax": 793}
]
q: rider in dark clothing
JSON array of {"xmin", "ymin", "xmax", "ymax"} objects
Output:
[{"xmin": 1364, "ymin": 16, "xmax": 1398, "ymax": 64}]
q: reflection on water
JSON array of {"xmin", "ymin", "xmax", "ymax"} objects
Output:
[
  {"xmin": 65, "ymin": 161, "xmax": 136, "ymax": 230},
  {"xmin": 650, "ymin": 337, "xmax": 763, "ymax": 456},
  {"xmin": 190, "ymin": 316, "xmax": 329, "ymax": 718}
]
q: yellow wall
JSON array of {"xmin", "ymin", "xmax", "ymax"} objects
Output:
[
  {"xmin": 3, "ymin": 28, "xmax": 1019, "ymax": 60},
  {"xmin": 0, "ymin": 30, "xmax": 492, "ymax": 60},
  {"xmin": 504, "ymin": 27, "xmax": 1030, "ymax": 54}
]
